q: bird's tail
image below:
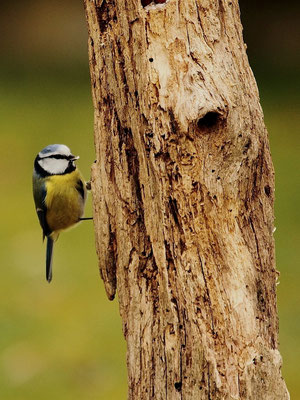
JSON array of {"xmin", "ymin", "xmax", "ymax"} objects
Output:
[{"xmin": 46, "ymin": 236, "xmax": 54, "ymax": 283}]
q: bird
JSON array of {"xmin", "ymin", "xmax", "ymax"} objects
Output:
[{"xmin": 32, "ymin": 144, "xmax": 90, "ymax": 283}]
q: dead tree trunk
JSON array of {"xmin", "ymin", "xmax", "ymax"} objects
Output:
[{"xmin": 84, "ymin": 0, "xmax": 289, "ymax": 398}]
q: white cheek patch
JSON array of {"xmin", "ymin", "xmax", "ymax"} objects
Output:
[{"xmin": 38, "ymin": 158, "xmax": 69, "ymax": 175}]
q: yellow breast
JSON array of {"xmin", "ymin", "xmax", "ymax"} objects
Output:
[{"xmin": 45, "ymin": 170, "xmax": 86, "ymax": 234}]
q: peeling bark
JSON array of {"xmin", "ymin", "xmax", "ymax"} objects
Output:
[{"xmin": 84, "ymin": 0, "xmax": 289, "ymax": 398}]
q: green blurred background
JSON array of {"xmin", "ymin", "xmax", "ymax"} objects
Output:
[{"xmin": 0, "ymin": 1, "xmax": 298, "ymax": 399}]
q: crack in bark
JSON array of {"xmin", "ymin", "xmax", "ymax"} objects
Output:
[
  {"xmin": 197, "ymin": 249, "xmax": 215, "ymax": 335},
  {"xmin": 145, "ymin": 19, "xmax": 150, "ymax": 46},
  {"xmin": 207, "ymin": 363, "xmax": 212, "ymax": 400},
  {"xmin": 249, "ymin": 216, "xmax": 262, "ymax": 271},
  {"xmin": 107, "ymin": 222, "xmax": 117, "ymax": 299},
  {"xmin": 168, "ymin": 197, "xmax": 184, "ymax": 234},
  {"xmin": 115, "ymin": 39, "xmax": 129, "ymax": 99},
  {"xmin": 177, "ymin": 310, "xmax": 186, "ymax": 399},
  {"xmin": 194, "ymin": 0, "xmax": 213, "ymax": 50},
  {"xmin": 186, "ymin": 23, "xmax": 191, "ymax": 55},
  {"xmin": 217, "ymin": 0, "xmax": 228, "ymax": 40},
  {"xmin": 180, "ymin": 309, "xmax": 187, "ymax": 397},
  {"xmin": 95, "ymin": 0, "xmax": 116, "ymax": 34}
]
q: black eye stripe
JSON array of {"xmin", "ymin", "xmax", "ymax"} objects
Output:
[
  {"xmin": 49, "ymin": 154, "xmax": 73, "ymax": 160},
  {"xmin": 39, "ymin": 154, "xmax": 73, "ymax": 160}
]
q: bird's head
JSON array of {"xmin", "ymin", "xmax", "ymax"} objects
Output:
[{"xmin": 34, "ymin": 144, "xmax": 79, "ymax": 176}]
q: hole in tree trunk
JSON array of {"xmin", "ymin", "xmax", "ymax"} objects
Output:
[{"xmin": 197, "ymin": 111, "xmax": 221, "ymax": 130}]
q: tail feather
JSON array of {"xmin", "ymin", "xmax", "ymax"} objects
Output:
[{"xmin": 46, "ymin": 236, "xmax": 54, "ymax": 283}]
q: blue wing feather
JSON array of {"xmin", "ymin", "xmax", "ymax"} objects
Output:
[{"xmin": 32, "ymin": 174, "xmax": 52, "ymax": 238}]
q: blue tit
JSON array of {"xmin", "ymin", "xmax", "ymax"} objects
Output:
[{"xmin": 33, "ymin": 144, "xmax": 88, "ymax": 283}]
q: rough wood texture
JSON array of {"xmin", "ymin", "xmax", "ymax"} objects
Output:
[{"xmin": 84, "ymin": 0, "xmax": 289, "ymax": 398}]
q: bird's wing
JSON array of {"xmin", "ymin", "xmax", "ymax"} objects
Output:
[
  {"xmin": 36, "ymin": 208, "xmax": 51, "ymax": 240},
  {"xmin": 33, "ymin": 178, "xmax": 52, "ymax": 239},
  {"xmin": 75, "ymin": 179, "xmax": 85, "ymax": 200}
]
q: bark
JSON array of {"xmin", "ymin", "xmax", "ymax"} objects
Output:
[{"xmin": 84, "ymin": 0, "xmax": 289, "ymax": 398}]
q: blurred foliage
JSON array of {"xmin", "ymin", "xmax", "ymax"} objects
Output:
[{"xmin": 0, "ymin": 1, "xmax": 299, "ymax": 399}]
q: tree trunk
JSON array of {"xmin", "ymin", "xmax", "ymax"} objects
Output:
[{"xmin": 84, "ymin": 0, "xmax": 289, "ymax": 398}]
